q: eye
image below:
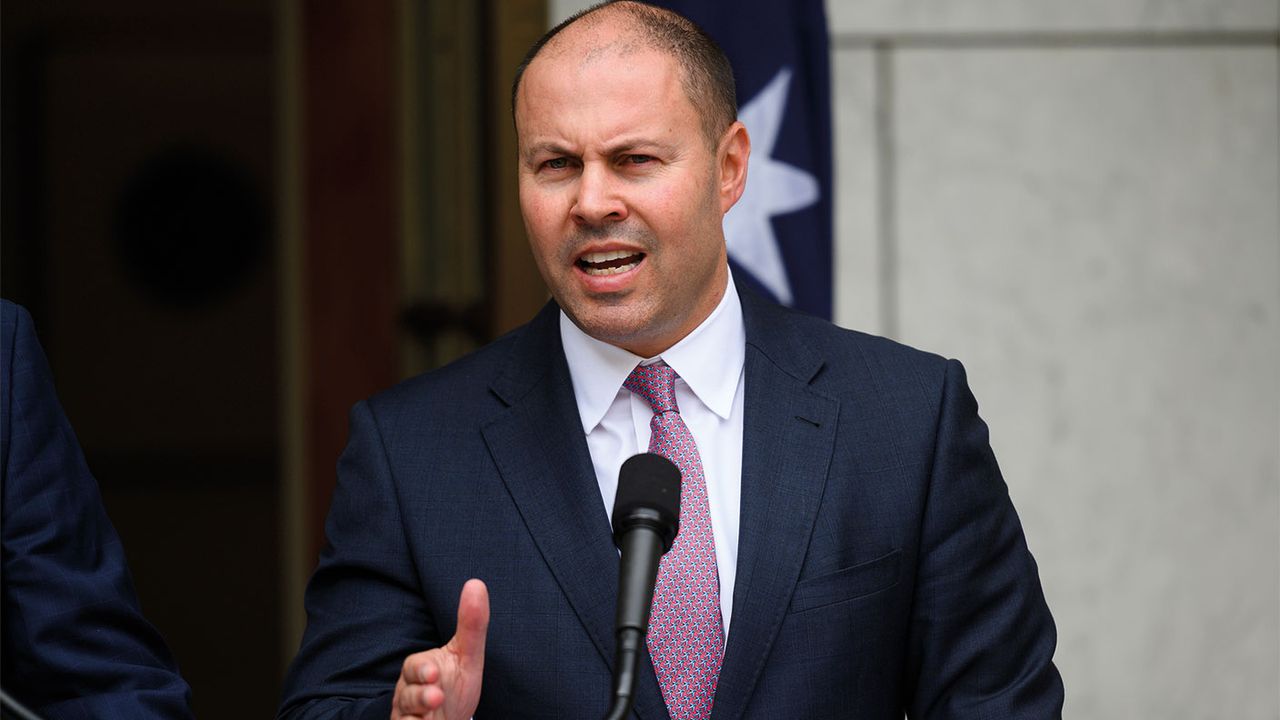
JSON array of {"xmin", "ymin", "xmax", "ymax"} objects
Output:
[
  {"xmin": 626, "ymin": 154, "xmax": 654, "ymax": 165},
  {"xmin": 544, "ymin": 157, "xmax": 570, "ymax": 170}
]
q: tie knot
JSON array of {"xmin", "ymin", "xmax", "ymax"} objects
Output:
[{"xmin": 624, "ymin": 361, "xmax": 679, "ymax": 413}]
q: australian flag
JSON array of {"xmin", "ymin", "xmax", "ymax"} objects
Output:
[{"xmin": 652, "ymin": 0, "xmax": 833, "ymax": 319}]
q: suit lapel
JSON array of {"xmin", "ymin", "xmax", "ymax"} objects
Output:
[
  {"xmin": 481, "ymin": 302, "xmax": 670, "ymax": 720},
  {"xmin": 712, "ymin": 288, "xmax": 840, "ymax": 720}
]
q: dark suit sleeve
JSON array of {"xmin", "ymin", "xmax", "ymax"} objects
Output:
[
  {"xmin": 906, "ymin": 359, "xmax": 1064, "ymax": 719},
  {"xmin": 0, "ymin": 301, "xmax": 193, "ymax": 720},
  {"xmin": 278, "ymin": 400, "xmax": 439, "ymax": 720}
]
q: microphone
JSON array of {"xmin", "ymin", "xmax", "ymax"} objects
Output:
[{"xmin": 603, "ymin": 453, "xmax": 681, "ymax": 720}]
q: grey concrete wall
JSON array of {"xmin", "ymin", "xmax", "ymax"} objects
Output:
[
  {"xmin": 552, "ymin": 1, "xmax": 1280, "ymax": 716},
  {"xmin": 831, "ymin": 3, "xmax": 1279, "ymax": 717}
]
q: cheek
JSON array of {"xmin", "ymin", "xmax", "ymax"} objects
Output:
[
  {"xmin": 519, "ymin": 186, "xmax": 547, "ymax": 222},
  {"xmin": 520, "ymin": 189, "xmax": 566, "ymax": 237},
  {"xmin": 633, "ymin": 184, "xmax": 694, "ymax": 229},
  {"xmin": 525, "ymin": 230, "xmax": 562, "ymax": 275},
  {"xmin": 646, "ymin": 185, "xmax": 717, "ymax": 240},
  {"xmin": 518, "ymin": 200, "xmax": 559, "ymax": 270}
]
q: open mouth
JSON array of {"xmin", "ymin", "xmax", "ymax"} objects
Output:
[{"xmin": 576, "ymin": 250, "xmax": 645, "ymax": 276}]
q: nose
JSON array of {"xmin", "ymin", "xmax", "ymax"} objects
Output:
[{"xmin": 571, "ymin": 162, "xmax": 627, "ymax": 227}]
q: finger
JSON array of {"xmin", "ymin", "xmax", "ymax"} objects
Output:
[
  {"xmin": 396, "ymin": 681, "xmax": 440, "ymax": 716},
  {"xmin": 448, "ymin": 578, "xmax": 490, "ymax": 665},
  {"xmin": 394, "ymin": 679, "xmax": 426, "ymax": 716},
  {"xmin": 402, "ymin": 653, "xmax": 440, "ymax": 685},
  {"xmin": 422, "ymin": 683, "xmax": 445, "ymax": 710}
]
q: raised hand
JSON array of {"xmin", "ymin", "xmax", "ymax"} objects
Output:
[{"xmin": 391, "ymin": 579, "xmax": 489, "ymax": 720}]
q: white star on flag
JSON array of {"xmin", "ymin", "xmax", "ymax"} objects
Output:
[{"xmin": 723, "ymin": 66, "xmax": 821, "ymax": 306}]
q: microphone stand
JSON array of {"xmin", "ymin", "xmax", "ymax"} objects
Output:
[
  {"xmin": 603, "ymin": 627, "xmax": 643, "ymax": 720},
  {"xmin": 0, "ymin": 689, "xmax": 46, "ymax": 720},
  {"xmin": 602, "ymin": 521, "xmax": 665, "ymax": 720}
]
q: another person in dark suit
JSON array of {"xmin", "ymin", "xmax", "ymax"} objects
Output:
[
  {"xmin": 1, "ymin": 300, "xmax": 194, "ymax": 719},
  {"xmin": 280, "ymin": 3, "xmax": 1064, "ymax": 719}
]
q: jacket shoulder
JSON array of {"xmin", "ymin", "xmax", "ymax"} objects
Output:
[
  {"xmin": 1, "ymin": 300, "xmax": 34, "ymax": 358},
  {"xmin": 359, "ymin": 321, "xmax": 528, "ymax": 431},
  {"xmin": 753, "ymin": 301, "xmax": 951, "ymax": 404}
]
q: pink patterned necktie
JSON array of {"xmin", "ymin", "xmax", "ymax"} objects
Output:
[{"xmin": 623, "ymin": 361, "xmax": 723, "ymax": 720}]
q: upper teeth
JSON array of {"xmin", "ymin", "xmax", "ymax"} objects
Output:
[{"xmin": 581, "ymin": 250, "xmax": 635, "ymax": 264}]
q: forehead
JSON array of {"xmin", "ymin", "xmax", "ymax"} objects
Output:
[{"xmin": 515, "ymin": 23, "xmax": 697, "ymax": 145}]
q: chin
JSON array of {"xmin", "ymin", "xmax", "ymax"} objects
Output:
[
  {"xmin": 578, "ymin": 319, "xmax": 645, "ymax": 347},
  {"xmin": 568, "ymin": 309, "xmax": 656, "ymax": 351}
]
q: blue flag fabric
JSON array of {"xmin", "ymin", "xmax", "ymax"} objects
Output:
[{"xmin": 651, "ymin": 0, "xmax": 833, "ymax": 319}]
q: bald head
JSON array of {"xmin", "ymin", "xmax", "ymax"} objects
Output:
[{"xmin": 511, "ymin": 1, "xmax": 737, "ymax": 146}]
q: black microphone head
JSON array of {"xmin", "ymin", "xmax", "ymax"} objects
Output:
[{"xmin": 612, "ymin": 453, "xmax": 681, "ymax": 552}]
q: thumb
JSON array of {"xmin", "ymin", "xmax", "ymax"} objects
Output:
[{"xmin": 448, "ymin": 578, "xmax": 490, "ymax": 665}]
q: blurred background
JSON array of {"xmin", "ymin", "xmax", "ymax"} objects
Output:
[{"xmin": 1, "ymin": 0, "xmax": 1276, "ymax": 717}]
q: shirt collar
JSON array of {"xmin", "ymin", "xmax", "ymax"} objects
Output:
[{"xmin": 560, "ymin": 270, "xmax": 746, "ymax": 434}]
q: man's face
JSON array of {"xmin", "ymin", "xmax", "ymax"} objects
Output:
[{"xmin": 515, "ymin": 29, "xmax": 748, "ymax": 357}]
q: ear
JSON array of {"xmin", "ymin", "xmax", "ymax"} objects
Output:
[{"xmin": 716, "ymin": 120, "xmax": 750, "ymax": 214}]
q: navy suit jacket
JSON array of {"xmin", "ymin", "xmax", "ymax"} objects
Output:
[
  {"xmin": 1, "ymin": 301, "xmax": 193, "ymax": 719},
  {"xmin": 280, "ymin": 285, "xmax": 1063, "ymax": 719}
]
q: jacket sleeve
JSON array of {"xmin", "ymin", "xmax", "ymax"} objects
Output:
[
  {"xmin": 0, "ymin": 301, "xmax": 194, "ymax": 720},
  {"xmin": 277, "ymin": 399, "xmax": 440, "ymax": 720},
  {"xmin": 906, "ymin": 359, "xmax": 1065, "ymax": 719}
]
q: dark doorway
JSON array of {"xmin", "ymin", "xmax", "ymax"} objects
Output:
[{"xmin": 2, "ymin": 2, "xmax": 282, "ymax": 716}]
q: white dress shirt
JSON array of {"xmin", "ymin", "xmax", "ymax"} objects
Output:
[{"xmin": 559, "ymin": 271, "xmax": 746, "ymax": 637}]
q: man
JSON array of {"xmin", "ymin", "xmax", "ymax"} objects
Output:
[
  {"xmin": 1, "ymin": 300, "xmax": 195, "ymax": 719},
  {"xmin": 279, "ymin": 3, "xmax": 1064, "ymax": 719}
]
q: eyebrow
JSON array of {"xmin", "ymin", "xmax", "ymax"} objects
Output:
[
  {"xmin": 520, "ymin": 142, "xmax": 565, "ymax": 162},
  {"xmin": 603, "ymin": 138, "xmax": 678, "ymax": 157},
  {"xmin": 521, "ymin": 138, "xmax": 678, "ymax": 165}
]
